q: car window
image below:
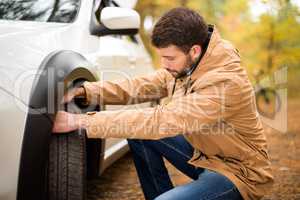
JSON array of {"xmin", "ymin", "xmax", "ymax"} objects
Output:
[{"xmin": 0, "ymin": 0, "xmax": 81, "ymax": 23}]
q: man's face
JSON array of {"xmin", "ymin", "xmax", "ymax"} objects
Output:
[{"xmin": 156, "ymin": 45, "xmax": 201, "ymax": 78}]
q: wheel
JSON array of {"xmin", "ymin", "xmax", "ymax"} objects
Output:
[
  {"xmin": 256, "ymin": 87, "xmax": 281, "ymax": 119},
  {"xmin": 47, "ymin": 80, "xmax": 102, "ymax": 200},
  {"xmin": 48, "ymin": 130, "xmax": 87, "ymax": 200}
]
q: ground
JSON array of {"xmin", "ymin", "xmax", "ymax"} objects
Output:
[{"xmin": 87, "ymin": 99, "xmax": 300, "ymax": 200}]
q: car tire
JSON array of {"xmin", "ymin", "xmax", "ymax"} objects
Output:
[{"xmin": 48, "ymin": 131, "xmax": 87, "ymax": 200}]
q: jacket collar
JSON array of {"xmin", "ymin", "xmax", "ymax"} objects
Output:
[{"xmin": 190, "ymin": 25, "xmax": 222, "ymax": 82}]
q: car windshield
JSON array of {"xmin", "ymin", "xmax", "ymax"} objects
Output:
[{"xmin": 0, "ymin": 0, "xmax": 80, "ymax": 23}]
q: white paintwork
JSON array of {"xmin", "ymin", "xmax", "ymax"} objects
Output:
[
  {"xmin": 0, "ymin": 90, "xmax": 27, "ymax": 200},
  {"xmin": 0, "ymin": 0, "xmax": 154, "ymax": 199},
  {"xmin": 101, "ymin": 7, "xmax": 140, "ymax": 29},
  {"xmin": 100, "ymin": 139, "xmax": 129, "ymax": 174}
]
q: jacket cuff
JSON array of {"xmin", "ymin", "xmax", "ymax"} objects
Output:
[
  {"xmin": 82, "ymin": 81, "xmax": 96, "ymax": 105},
  {"xmin": 83, "ymin": 111, "xmax": 103, "ymax": 138}
]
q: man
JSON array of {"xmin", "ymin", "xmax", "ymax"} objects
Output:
[{"xmin": 53, "ymin": 8, "xmax": 273, "ymax": 200}]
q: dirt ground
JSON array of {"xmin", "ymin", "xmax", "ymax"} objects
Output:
[{"xmin": 87, "ymin": 99, "xmax": 300, "ymax": 200}]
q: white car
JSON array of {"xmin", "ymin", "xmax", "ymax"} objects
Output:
[{"xmin": 0, "ymin": 0, "xmax": 154, "ymax": 199}]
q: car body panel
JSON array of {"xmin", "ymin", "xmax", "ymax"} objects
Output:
[{"xmin": 0, "ymin": 89, "xmax": 27, "ymax": 200}]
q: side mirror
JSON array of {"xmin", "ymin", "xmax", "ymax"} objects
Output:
[{"xmin": 90, "ymin": 7, "xmax": 141, "ymax": 36}]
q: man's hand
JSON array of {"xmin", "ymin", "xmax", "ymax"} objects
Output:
[
  {"xmin": 52, "ymin": 111, "xmax": 84, "ymax": 133},
  {"xmin": 62, "ymin": 87, "xmax": 86, "ymax": 104}
]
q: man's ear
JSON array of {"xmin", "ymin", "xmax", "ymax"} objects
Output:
[{"xmin": 190, "ymin": 45, "xmax": 202, "ymax": 60}]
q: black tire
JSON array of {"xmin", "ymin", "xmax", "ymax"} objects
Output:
[
  {"xmin": 48, "ymin": 130, "xmax": 87, "ymax": 200},
  {"xmin": 47, "ymin": 79, "xmax": 101, "ymax": 200}
]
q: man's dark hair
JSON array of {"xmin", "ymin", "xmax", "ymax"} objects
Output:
[{"xmin": 151, "ymin": 7, "xmax": 208, "ymax": 54}]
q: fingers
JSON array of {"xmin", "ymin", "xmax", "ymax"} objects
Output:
[
  {"xmin": 61, "ymin": 89, "xmax": 75, "ymax": 104},
  {"xmin": 61, "ymin": 87, "xmax": 85, "ymax": 104},
  {"xmin": 52, "ymin": 111, "xmax": 78, "ymax": 133},
  {"xmin": 61, "ymin": 94, "xmax": 72, "ymax": 104},
  {"xmin": 52, "ymin": 111, "xmax": 66, "ymax": 133},
  {"xmin": 54, "ymin": 86, "xmax": 87, "ymax": 133}
]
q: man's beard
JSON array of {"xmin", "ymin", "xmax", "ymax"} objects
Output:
[{"xmin": 171, "ymin": 55, "xmax": 195, "ymax": 78}]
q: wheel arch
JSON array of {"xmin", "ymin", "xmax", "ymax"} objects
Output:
[{"xmin": 17, "ymin": 50, "xmax": 104, "ymax": 200}]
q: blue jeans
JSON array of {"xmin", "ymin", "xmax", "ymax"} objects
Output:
[{"xmin": 127, "ymin": 135, "xmax": 243, "ymax": 200}]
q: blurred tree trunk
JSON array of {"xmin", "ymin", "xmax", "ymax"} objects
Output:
[
  {"xmin": 135, "ymin": 1, "xmax": 159, "ymax": 67},
  {"xmin": 267, "ymin": 21, "xmax": 275, "ymax": 71}
]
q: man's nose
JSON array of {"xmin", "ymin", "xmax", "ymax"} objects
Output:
[
  {"xmin": 161, "ymin": 59, "xmax": 175, "ymax": 72},
  {"xmin": 163, "ymin": 66, "xmax": 173, "ymax": 74},
  {"xmin": 162, "ymin": 63, "xmax": 172, "ymax": 71},
  {"xmin": 163, "ymin": 65, "xmax": 170, "ymax": 71}
]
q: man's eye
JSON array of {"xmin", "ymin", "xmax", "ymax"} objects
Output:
[{"xmin": 167, "ymin": 57, "xmax": 175, "ymax": 61}]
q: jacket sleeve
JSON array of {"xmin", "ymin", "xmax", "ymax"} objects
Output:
[
  {"xmin": 83, "ymin": 80, "xmax": 243, "ymax": 140},
  {"xmin": 83, "ymin": 69, "xmax": 170, "ymax": 105}
]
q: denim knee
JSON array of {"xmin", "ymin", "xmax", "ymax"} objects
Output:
[
  {"xmin": 127, "ymin": 139, "xmax": 142, "ymax": 147},
  {"xmin": 127, "ymin": 139, "xmax": 146, "ymax": 152}
]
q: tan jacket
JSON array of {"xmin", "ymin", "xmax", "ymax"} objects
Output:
[{"xmin": 82, "ymin": 26, "xmax": 273, "ymax": 200}]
